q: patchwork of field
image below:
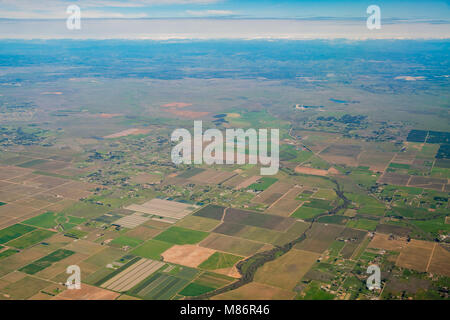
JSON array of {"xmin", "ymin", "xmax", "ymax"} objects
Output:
[
  {"xmin": 112, "ymin": 213, "xmax": 150, "ymax": 229},
  {"xmin": 254, "ymin": 249, "xmax": 319, "ymax": 290},
  {"xmin": 0, "ymin": 165, "xmax": 96, "ymax": 229},
  {"xmin": 200, "ymin": 233, "xmax": 264, "ymax": 257},
  {"xmin": 124, "ymin": 199, "xmax": 198, "ymax": 221},
  {"xmin": 161, "ymin": 245, "xmax": 215, "ymax": 268},
  {"xmin": 265, "ymin": 186, "xmax": 303, "ymax": 216},
  {"xmin": 188, "ymin": 169, "xmax": 236, "ymax": 185},
  {"xmin": 252, "ymin": 182, "xmax": 293, "ymax": 206},
  {"xmin": 101, "ymin": 258, "xmax": 165, "ymax": 292}
]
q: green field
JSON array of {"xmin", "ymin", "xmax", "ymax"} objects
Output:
[
  {"xmin": 154, "ymin": 227, "xmax": 209, "ymax": 245},
  {"xmin": 248, "ymin": 177, "xmax": 278, "ymax": 191},
  {"xmin": 346, "ymin": 219, "xmax": 378, "ymax": 231},
  {"xmin": 199, "ymin": 252, "xmax": 243, "ymax": 270},
  {"xmin": 291, "ymin": 206, "xmax": 324, "ymax": 219},
  {"xmin": 23, "ymin": 211, "xmax": 85, "ymax": 230},
  {"xmin": 6, "ymin": 229, "xmax": 55, "ymax": 249},
  {"xmin": 110, "ymin": 235, "xmax": 143, "ymax": 248},
  {"xmin": 0, "ymin": 249, "xmax": 20, "ymax": 260},
  {"xmin": 130, "ymin": 239, "xmax": 173, "ymax": 260},
  {"xmin": 0, "ymin": 224, "xmax": 36, "ymax": 244},
  {"xmin": 179, "ymin": 282, "xmax": 215, "ymax": 296},
  {"xmin": 19, "ymin": 249, "xmax": 75, "ymax": 275}
]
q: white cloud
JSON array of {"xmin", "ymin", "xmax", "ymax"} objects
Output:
[
  {"xmin": 186, "ymin": 9, "xmax": 235, "ymax": 17},
  {"xmin": 0, "ymin": 0, "xmax": 222, "ymax": 19}
]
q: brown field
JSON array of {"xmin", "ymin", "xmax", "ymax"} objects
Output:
[
  {"xmin": 252, "ymin": 182, "xmax": 292, "ymax": 205},
  {"xmin": 103, "ymin": 128, "xmax": 150, "ymax": 139},
  {"xmin": 212, "ymin": 282, "xmax": 295, "ymax": 300},
  {"xmin": 0, "ymin": 166, "xmax": 32, "ymax": 180},
  {"xmin": 396, "ymin": 240, "xmax": 435, "ymax": 272},
  {"xmin": 427, "ymin": 244, "xmax": 450, "ymax": 277},
  {"xmin": 295, "ymin": 166, "xmax": 329, "ymax": 176},
  {"xmin": 125, "ymin": 198, "xmax": 197, "ymax": 221},
  {"xmin": 265, "ymin": 186, "xmax": 303, "ymax": 217},
  {"xmin": 125, "ymin": 226, "xmax": 162, "ymax": 240},
  {"xmin": 376, "ymin": 224, "xmax": 411, "ymax": 237},
  {"xmin": 234, "ymin": 176, "xmax": 262, "ymax": 190},
  {"xmin": 200, "ymin": 233, "xmax": 264, "ymax": 257},
  {"xmin": 368, "ymin": 233, "xmax": 408, "ymax": 252},
  {"xmin": 254, "ymin": 249, "xmax": 319, "ymax": 290},
  {"xmin": 175, "ymin": 215, "xmax": 221, "ymax": 232},
  {"xmin": 161, "ymin": 244, "xmax": 215, "ymax": 268},
  {"xmin": 295, "ymin": 223, "xmax": 345, "ymax": 253},
  {"xmin": 221, "ymin": 174, "xmax": 247, "ymax": 188},
  {"xmin": 378, "ymin": 172, "xmax": 410, "ymax": 186},
  {"xmin": 130, "ymin": 173, "xmax": 161, "ymax": 185},
  {"xmin": 53, "ymin": 284, "xmax": 120, "ymax": 300},
  {"xmin": 189, "ymin": 169, "xmax": 236, "ymax": 185}
]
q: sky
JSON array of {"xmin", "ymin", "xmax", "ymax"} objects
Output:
[
  {"xmin": 0, "ymin": 0, "xmax": 449, "ymax": 39},
  {"xmin": 0, "ymin": 0, "xmax": 449, "ymax": 20}
]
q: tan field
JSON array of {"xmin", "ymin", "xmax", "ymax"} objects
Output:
[{"xmin": 161, "ymin": 244, "xmax": 215, "ymax": 268}]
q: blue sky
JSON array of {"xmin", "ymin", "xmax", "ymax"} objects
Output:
[{"xmin": 1, "ymin": 0, "xmax": 449, "ymax": 20}]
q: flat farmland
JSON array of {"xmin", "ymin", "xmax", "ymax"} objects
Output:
[
  {"xmin": 175, "ymin": 215, "xmax": 221, "ymax": 232},
  {"xmin": 319, "ymin": 144, "xmax": 362, "ymax": 167},
  {"xmin": 198, "ymin": 252, "xmax": 243, "ymax": 271},
  {"xmin": 427, "ymin": 244, "xmax": 450, "ymax": 277},
  {"xmin": 254, "ymin": 249, "xmax": 319, "ymax": 290},
  {"xmin": 0, "ymin": 224, "xmax": 36, "ymax": 244},
  {"xmin": 212, "ymin": 282, "xmax": 295, "ymax": 300},
  {"xmin": 154, "ymin": 226, "xmax": 209, "ymax": 245},
  {"xmin": 368, "ymin": 233, "xmax": 408, "ymax": 252},
  {"xmin": 266, "ymin": 186, "xmax": 303, "ymax": 217},
  {"xmin": 189, "ymin": 169, "xmax": 236, "ymax": 185},
  {"xmin": 125, "ymin": 199, "xmax": 197, "ymax": 220},
  {"xmin": 1, "ymin": 275, "xmax": 51, "ymax": 299},
  {"xmin": 251, "ymin": 182, "xmax": 292, "ymax": 206},
  {"xmin": 224, "ymin": 208, "xmax": 295, "ymax": 232},
  {"xmin": 200, "ymin": 233, "xmax": 264, "ymax": 257},
  {"xmin": 161, "ymin": 244, "xmax": 215, "ymax": 268},
  {"xmin": 127, "ymin": 272, "xmax": 190, "ymax": 300},
  {"xmin": 53, "ymin": 284, "xmax": 120, "ymax": 300},
  {"xmin": 295, "ymin": 223, "xmax": 345, "ymax": 253},
  {"xmin": 101, "ymin": 258, "xmax": 165, "ymax": 292},
  {"xmin": 193, "ymin": 205, "xmax": 226, "ymax": 221},
  {"xmin": 396, "ymin": 240, "xmax": 435, "ymax": 272}
]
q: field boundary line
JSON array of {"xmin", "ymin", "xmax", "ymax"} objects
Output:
[{"xmin": 425, "ymin": 243, "xmax": 437, "ymax": 272}]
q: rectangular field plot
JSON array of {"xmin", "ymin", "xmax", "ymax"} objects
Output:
[
  {"xmin": 154, "ymin": 226, "xmax": 209, "ymax": 245},
  {"xmin": 127, "ymin": 272, "xmax": 190, "ymax": 300},
  {"xmin": 396, "ymin": 240, "xmax": 434, "ymax": 272},
  {"xmin": 101, "ymin": 258, "xmax": 165, "ymax": 292},
  {"xmin": 252, "ymin": 182, "xmax": 293, "ymax": 205},
  {"xmin": 200, "ymin": 233, "xmax": 264, "ymax": 256},
  {"xmin": 254, "ymin": 249, "xmax": 319, "ymax": 290},
  {"xmin": 0, "ymin": 224, "xmax": 36, "ymax": 244},
  {"xmin": 427, "ymin": 244, "xmax": 450, "ymax": 277},
  {"xmin": 193, "ymin": 205, "xmax": 226, "ymax": 220},
  {"xmin": 161, "ymin": 244, "xmax": 215, "ymax": 268},
  {"xmin": 112, "ymin": 213, "xmax": 150, "ymax": 229},
  {"xmin": 295, "ymin": 223, "xmax": 345, "ymax": 253},
  {"xmin": 188, "ymin": 169, "xmax": 236, "ymax": 185},
  {"xmin": 19, "ymin": 248, "xmax": 75, "ymax": 275},
  {"xmin": 224, "ymin": 208, "xmax": 295, "ymax": 232},
  {"xmin": 378, "ymin": 172, "xmax": 410, "ymax": 186},
  {"xmin": 212, "ymin": 282, "xmax": 295, "ymax": 300},
  {"xmin": 6, "ymin": 229, "xmax": 55, "ymax": 249},
  {"xmin": 124, "ymin": 199, "xmax": 197, "ymax": 220}
]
